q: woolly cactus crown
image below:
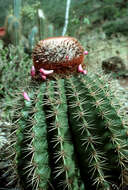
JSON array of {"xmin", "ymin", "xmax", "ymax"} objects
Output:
[{"xmin": 32, "ymin": 37, "xmax": 85, "ymax": 76}]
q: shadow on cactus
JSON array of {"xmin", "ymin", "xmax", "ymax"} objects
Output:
[{"xmin": 8, "ymin": 37, "xmax": 128, "ymax": 190}]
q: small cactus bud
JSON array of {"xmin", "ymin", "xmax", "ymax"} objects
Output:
[
  {"xmin": 40, "ymin": 74, "xmax": 46, "ymax": 80},
  {"xmin": 78, "ymin": 64, "xmax": 87, "ymax": 75},
  {"xmin": 78, "ymin": 64, "xmax": 83, "ymax": 73},
  {"xmin": 66, "ymin": 56, "xmax": 69, "ymax": 60},
  {"xmin": 82, "ymin": 69, "xmax": 87, "ymax": 75},
  {"xmin": 30, "ymin": 66, "xmax": 36, "ymax": 77},
  {"xmin": 23, "ymin": 92, "xmax": 30, "ymax": 101},
  {"xmin": 84, "ymin": 51, "xmax": 88, "ymax": 55}
]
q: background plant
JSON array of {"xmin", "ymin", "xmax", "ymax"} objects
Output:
[{"xmin": 0, "ymin": 43, "xmax": 32, "ymax": 120}]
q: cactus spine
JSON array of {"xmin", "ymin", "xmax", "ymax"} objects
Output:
[{"xmin": 9, "ymin": 72, "xmax": 128, "ymax": 190}]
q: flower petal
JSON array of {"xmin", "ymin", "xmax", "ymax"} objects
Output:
[
  {"xmin": 82, "ymin": 70, "xmax": 87, "ymax": 75},
  {"xmin": 39, "ymin": 68, "xmax": 54, "ymax": 75},
  {"xmin": 41, "ymin": 74, "xmax": 46, "ymax": 80},
  {"xmin": 23, "ymin": 92, "xmax": 30, "ymax": 101},
  {"xmin": 84, "ymin": 51, "xmax": 88, "ymax": 55},
  {"xmin": 30, "ymin": 66, "xmax": 35, "ymax": 77},
  {"xmin": 78, "ymin": 64, "xmax": 83, "ymax": 73}
]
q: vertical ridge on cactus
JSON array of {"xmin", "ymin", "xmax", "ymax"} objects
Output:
[
  {"xmin": 65, "ymin": 76, "xmax": 110, "ymax": 190},
  {"xmin": 45, "ymin": 79, "xmax": 84, "ymax": 189},
  {"xmin": 28, "ymin": 84, "xmax": 51, "ymax": 189}
]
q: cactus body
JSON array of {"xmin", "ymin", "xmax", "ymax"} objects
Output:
[
  {"xmin": 9, "ymin": 73, "xmax": 128, "ymax": 190},
  {"xmin": 28, "ymin": 26, "xmax": 38, "ymax": 52},
  {"xmin": 9, "ymin": 37, "xmax": 128, "ymax": 190},
  {"xmin": 37, "ymin": 9, "xmax": 47, "ymax": 40},
  {"xmin": 47, "ymin": 24, "xmax": 54, "ymax": 37}
]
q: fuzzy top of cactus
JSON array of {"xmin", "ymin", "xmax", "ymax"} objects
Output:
[{"xmin": 32, "ymin": 36, "xmax": 85, "ymax": 75}]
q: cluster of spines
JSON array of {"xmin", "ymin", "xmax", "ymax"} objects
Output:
[
  {"xmin": 23, "ymin": 84, "xmax": 51, "ymax": 190},
  {"xmin": 65, "ymin": 74, "xmax": 128, "ymax": 189},
  {"xmin": 15, "ymin": 90, "xmax": 35, "ymax": 188},
  {"xmin": 65, "ymin": 76, "xmax": 110, "ymax": 189},
  {"xmin": 82, "ymin": 75, "xmax": 128, "ymax": 169},
  {"xmin": 10, "ymin": 80, "xmax": 85, "ymax": 190},
  {"xmin": 5, "ymin": 92, "xmax": 27, "ymax": 187}
]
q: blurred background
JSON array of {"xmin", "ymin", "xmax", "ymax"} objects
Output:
[
  {"xmin": 0, "ymin": 0, "xmax": 128, "ymax": 189},
  {"xmin": 0, "ymin": 0, "xmax": 128, "ymax": 71}
]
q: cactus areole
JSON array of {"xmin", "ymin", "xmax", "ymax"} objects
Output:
[{"xmin": 32, "ymin": 37, "xmax": 85, "ymax": 76}]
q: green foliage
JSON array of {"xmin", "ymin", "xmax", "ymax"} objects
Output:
[
  {"xmin": 0, "ymin": 45, "xmax": 32, "ymax": 120},
  {"xmin": 0, "ymin": 0, "xmax": 12, "ymax": 26},
  {"xmin": 9, "ymin": 72, "xmax": 128, "ymax": 190},
  {"xmin": 0, "ymin": 45, "xmax": 31, "ymax": 94},
  {"xmin": 42, "ymin": 0, "xmax": 66, "ymax": 36},
  {"xmin": 0, "ymin": 0, "xmax": 128, "ymax": 38},
  {"xmin": 21, "ymin": 1, "xmax": 40, "ymax": 36},
  {"xmin": 102, "ymin": 17, "xmax": 128, "ymax": 36}
]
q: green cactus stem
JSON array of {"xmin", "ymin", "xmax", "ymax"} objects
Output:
[
  {"xmin": 8, "ymin": 71, "xmax": 128, "ymax": 190},
  {"xmin": 37, "ymin": 9, "xmax": 47, "ymax": 40},
  {"xmin": 4, "ymin": 14, "xmax": 21, "ymax": 46}
]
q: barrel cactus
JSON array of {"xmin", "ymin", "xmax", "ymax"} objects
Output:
[{"xmin": 8, "ymin": 37, "xmax": 128, "ymax": 190}]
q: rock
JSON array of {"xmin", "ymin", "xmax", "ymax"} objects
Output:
[{"xmin": 102, "ymin": 56, "xmax": 126, "ymax": 74}]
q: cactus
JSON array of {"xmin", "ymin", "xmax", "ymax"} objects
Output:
[
  {"xmin": 28, "ymin": 26, "xmax": 38, "ymax": 53},
  {"xmin": 37, "ymin": 9, "xmax": 48, "ymax": 40},
  {"xmin": 8, "ymin": 37, "xmax": 128, "ymax": 190},
  {"xmin": 14, "ymin": 0, "xmax": 22, "ymax": 19},
  {"xmin": 4, "ymin": 15, "xmax": 21, "ymax": 46},
  {"xmin": 47, "ymin": 24, "xmax": 54, "ymax": 37}
]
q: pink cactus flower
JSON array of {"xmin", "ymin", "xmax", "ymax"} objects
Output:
[
  {"xmin": 30, "ymin": 66, "xmax": 36, "ymax": 77},
  {"xmin": 66, "ymin": 56, "xmax": 69, "ymax": 60},
  {"xmin": 41, "ymin": 74, "xmax": 46, "ymax": 80},
  {"xmin": 39, "ymin": 68, "xmax": 54, "ymax": 75},
  {"xmin": 23, "ymin": 92, "xmax": 30, "ymax": 101},
  {"xmin": 78, "ymin": 64, "xmax": 87, "ymax": 75},
  {"xmin": 84, "ymin": 51, "xmax": 88, "ymax": 55},
  {"xmin": 82, "ymin": 69, "xmax": 87, "ymax": 75},
  {"xmin": 78, "ymin": 64, "xmax": 84, "ymax": 73}
]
